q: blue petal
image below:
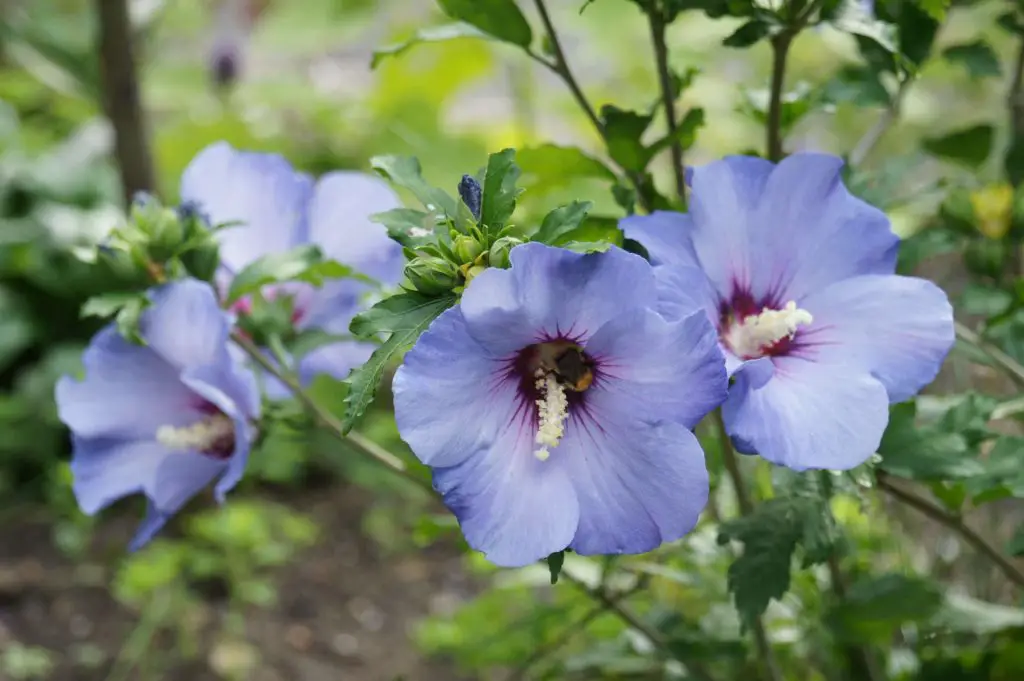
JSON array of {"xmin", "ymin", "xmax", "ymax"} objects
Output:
[
  {"xmin": 179, "ymin": 142, "xmax": 313, "ymax": 272},
  {"xmin": 557, "ymin": 417, "xmax": 708, "ymax": 555},
  {"xmin": 56, "ymin": 327, "xmax": 197, "ymax": 440},
  {"xmin": 393, "ymin": 307, "xmax": 521, "ymax": 469},
  {"xmin": 620, "ymin": 211, "xmax": 700, "ymax": 268},
  {"xmin": 687, "ymin": 153, "xmax": 898, "ymax": 302},
  {"xmin": 433, "ymin": 424, "xmax": 579, "ymax": 568},
  {"xmin": 143, "ymin": 279, "xmax": 233, "ymax": 371},
  {"xmin": 306, "ymin": 171, "xmax": 404, "ymax": 286},
  {"xmin": 652, "ymin": 264, "xmax": 718, "ymax": 324},
  {"xmin": 69, "ymin": 436, "xmax": 189, "ymax": 514},
  {"xmin": 722, "ymin": 356, "xmax": 890, "ymax": 471},
  {"xmin": 460, "ymin": 243, "xmax": 657, "ymax": 355},
  {"xmin": 797, "ymin": 274, "xmax": 954, "ymax": 403},
  {"xmin": 583, "ymin": 307, "xmax": 727, "ymax": 428}
]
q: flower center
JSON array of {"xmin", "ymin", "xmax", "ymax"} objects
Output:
[
  {"xmin": 723, "ymin": 300, "xmax": 813, "ymax": 359},
  {"xmin": 156, "ymin": 413, "xmax": 235, "ymax": 460},
  {"xmin": 512, "ymin": 340, "xmax": 595, "ymax": 461}
]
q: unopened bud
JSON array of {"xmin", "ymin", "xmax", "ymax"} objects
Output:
[
  {"xmin": 458, "ymin": 175, "xmax": 482, "ymax": 221},
  {"xmin": 405, "ymin": 257, "xmax": 460, "ymax": 296},
  {"xmin": 463, "ymin": 264, "xmax": 487, "ymax": 286},
  {"xmin": 181, "ymin": 240, "xmax": 221, "ymax": 283},
  {"xmin": 488, "ymin": 236, "xmax": 523, "ymax": 269},
  {"xmin": 453, "ymin": 235, "xmax": 485, "ymax": 264}
]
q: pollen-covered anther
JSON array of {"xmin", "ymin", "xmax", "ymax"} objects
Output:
[
  {"xmin": 726, "ymin": 300, "xmax": 813, "ymax": 359},
  {"xmin": 156, "ymin": 414, "xmax": 234, "ymax": 454},
  {"xmin": 533, "ymin": 371, "xmax": 569, "ymax": 462}
]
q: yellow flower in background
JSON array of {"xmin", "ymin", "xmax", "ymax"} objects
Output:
[{"xmin": 970, "ymin": 183, "xmax": 1014, "ymax": 240}]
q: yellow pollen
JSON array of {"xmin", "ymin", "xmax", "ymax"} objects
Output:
[
  {"xmin": 534, "ymin": 371, "xmax": 569, "ymax": 462},
  {"xmin": 725, "ymin": 300, "xmax": 813, "ymax": 359},
  {"xmin": 156, "ymin": 414, "xmax": 233, "ymax": 452}
]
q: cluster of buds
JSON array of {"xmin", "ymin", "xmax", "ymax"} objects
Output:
[
  {"xmin": 99, "ymin": 193, "xmax": 221, "ymax": 285},
  {"xmin": 402, "ymin": 175, "xmax": 523, "ymax": 297}
]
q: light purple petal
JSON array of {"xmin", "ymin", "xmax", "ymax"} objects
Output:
[
  {"xmin": 459, "ymin": 243, "xmax": 657, "ymax": 355},
  {"xmin": 687, "ymin": 153, "xmax": 898, "ymax": 302},
  {"xmin": 584, "ymin": 307, "xmax": 727, "ymax": 428},
  {"xmin": 796, "ymin": 274, "xmax": 954, "ymax": 404},
  {"xmin": 686, "ymin": 155, "xmax": 775, "ymax": 298},
  {"xmin": 722, "ymin": 356, "xmax": 890, "ymax": 471},
  {"xmin": 652, "ymin": 264, "xmax": 718, "ymax": 324},
  {"xmin": 143, "ymin": 279, "xmax": 233, "ymax": 371},
  {"xmin": 557, "ymin": 417, "xmax": 707, "ymax": 555},
  {"xmin": 394, "ymin": 307, "xmax": 521, "ymax": 469},
  {"xmin": 179, "ymin": 142, "xmax": 313, "ymax": 272},
  {"xmin": 69, "ymin": 437, "xmax": 182, "ymax": 514},
  {"xmin": 433, "ymin": 424, "xmax": 579, "ymax": 567},
  {"xmin": 56, "ymin": 327, "xmax": 197, "ymax": 440},
  {"xmin": 620, "ymin": 211, "xmax": 700, "ymax": 268},
  {"xmin": 306, "ymin": 171, "xmax": 404, "ymax": 285}
]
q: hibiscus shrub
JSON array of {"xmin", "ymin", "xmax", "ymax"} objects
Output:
[{"xmin": 38, "ymin": 0, "xmax": 1024, "ymax": 679}]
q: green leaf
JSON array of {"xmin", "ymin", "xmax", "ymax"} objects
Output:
[
  {"xmin": 371, "ymin": 208, "xmax": 438, "ymax": 248},
  {"xmin": 600, "ymin": 105, "xmax": 654, "ymax": 173},
  {"xmin": 546, "ymin": 551, "xmax": 565, "ymax": 585},
  {"xmin": 649, "ymin": 108, "xmax": 705, "ymax": 157},
  {"xmin": 963, "ymin": 436, "xmax": 1024, "ymax": 504},
  {"xmin": 722, "ymin": 19, "xmax": 772, "ymax": 48},
  {"xmin": 942, "ymin": 40, "xmax": 1001, "ymax": 78},
  {"xmin": 533, "ymin": 200, "xmax": 593, "ymax": 244},
  {"xmin": 719, "ymin": 481, "xmax": 834, "ymax": 626},
  {"xmin": 931, "ymin": 593, "xmax": 1024, "ymax": 634},
  {"xmin": 549, "ymin": 215, "xmax": 623, "ymax": 248},
  {"xmin": 516, "ymin": 144, "xmax": 617, "ymax": 193},
  {"xmin": 371, "ymin": 23, "xmax": 489, "ymax": 68},
  {"xmin": 81, "ymin": 291, "xmax": 151, "ymax": 345},
  {"xmin": 922, "ymin": 124, "xmax": 994, "ymax": 169},
  {"xmin": 342, "ymin": 294, "xmax": 456, "ymax": 430},
  {"xmin": 480, "ymin": 148, "xmax": 522, "ymax": 232},
  {"xmin": 878, "ymin": 402, "xmax": 987, "ymax": 482},
  {"xmin": 829, "ymin": 574, "xmax": 943, "ymax": 643},
  {"xmin": 831, "ymin": 0, "xmax": 898, "ymax": 58},
  {"xmin": 370, "ymin": 155, "xmax": 465, "ymax": 224},
  {"xmin": 226, "ymin": 245, "xmax": 367, "ymax": 304},
  {"xmin": 822, "ymin": 66, "xmax": 891, "ymax": 107},
  {"xmin": 437, "ymin": 0, "xmax": 533, "ymax": 47}
]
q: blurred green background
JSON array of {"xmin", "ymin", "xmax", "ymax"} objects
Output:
[{"xmin": 2, "ymin": 0, "xmax": 1024, "ymax": 680}]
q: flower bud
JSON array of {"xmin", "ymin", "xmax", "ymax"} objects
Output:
[
  {"xmin": 969, "ymin": 184, "xmax": 1013, "ymax": 240},
  {"xmin": 405, "ymin": 257, "xmax": 460, "ymax": 296},
  {"xmin": 147, "ymin": 209, "xmax": 185, "ymax": 262},
  {"xmin": 458, "ymin": 175, "xmax": 482, "ymax": 221},
  {"xmin": 463, "ymin": 264, "xmax": 487, "ymax": 286},
  {"xmin": 180, "ymin": 240, "xmax": 221, "ymax": 283},
  {"xmin": 453, "ymin": 234, "xmax": 485, "ymax": 264},
  {"xmin": 488, "ymin": 236, "xmax": 523, "ymax": 269}
]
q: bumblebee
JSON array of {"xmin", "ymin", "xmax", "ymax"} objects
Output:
[{"xmin": 551, "ymin": 346, "xmax": 594, "ymax": 392}]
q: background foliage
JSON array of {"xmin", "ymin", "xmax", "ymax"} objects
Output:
[{"xmin": 3, "ymin": 0, "xmax": 1024, "ymax": 680}]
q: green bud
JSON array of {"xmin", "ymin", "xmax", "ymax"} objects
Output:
[
  {"xmin": 180, "ymin": 240, "xmax": 221, "ymax": 283},
  {"xmin": 463, "ymin": 264, "xmax": 487, "ymax": 286},
  {"xmin": 940, "ymin": 187, "xmax": 977, "ymax": 236},
  {"xmin": 143, "ymin": 208, "xmax": 185, "ymax": 262},
  {"xmin": 488, "ymin": 236, "xmax": 524, "ymax": 269},
  {"xmin": 453, "ymin": 235, "xmax": 485, "ymax": 264},
  {"xmin": 405, "ymin": 257, "xmax": 460, "ymax": 296}
]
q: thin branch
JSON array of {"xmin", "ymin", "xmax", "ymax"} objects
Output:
[
  {"xmin": 877, "ymin": 473, "xmax": 1024, "ymax": 589},
  {"xmin": 560, "ymin": 573, "xmax": 718, "ymax": 681},
  {"xmin": 766, "ymin": 32, "xmax": 793, "ymax": 163},
  {"xmin": 530, "ymin": 0, "xmax": 653, "ymax": 212},
  {"xmin": 1008, "ymin": 36, "xmax": 1024, "ymax": 276},
  {"xmin": 230, "ymin": 331, "xmax": 431, "ymax": 492},
  {"xmin": 954, "ymin": 320, "xmax": 1024, "ymax": 390},
  {"xmin": 95, "ymin": 0, "xmax": 156, "ymax": 206},
  {"xmin": 646, "ymin": 3, "xmax": 686, "ymax": 202},
  {"xmin": 713, "ymin": 411, "xmax": 783, "ymax": 681},
  {"xmin": 848, "ymin": 77, "xmax": 912, "ymax": 168}
]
